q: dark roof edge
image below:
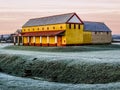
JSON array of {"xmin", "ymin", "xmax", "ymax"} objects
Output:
[
  {"xmin": 66, "ymin": 13, "xmax": 84, "ymax": 24},
  {"xmin": 83, "ymin": 21, "xmax": 104, "ymax": 24},
  {"xmin": 84, "ymin": 30, "xmax": 112, "ymax": 32}
]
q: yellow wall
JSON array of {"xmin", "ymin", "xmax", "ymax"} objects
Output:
[
  {"xmin": 42, "ymin": 37, "xmax": 47, "ymax": 44},
  {"xmin": 22, "ymin": 23, "xmax": 67, "ymax": 45},
  {"xmin": 22, "ymin": 24, "xmax": 66, "ymax": 33},
  {"xmin": 22, "ymin": 23, "xmax": 88, "ymax": 46},
  {"xmin": 66, "ymin": 24, "xmax": 83, "ymax": 44},
  {"xmin": 23, "ymin": 37, "xmax": 28, "ymax": 43},
  {"xmin": 31, "ymin": 37, "xmax": 33, "ymax": 43},
  {"xmin": 62, "ymin": 36, "xmax": 66, "ymax": 45},
  {"xmin": 22, "ymin": 23, "xmax": 84, "ymax": 45},
  {"xmin": 36, "ymin": 37, "xmax": 40, "ymax": 43},
  {"xmin": 83, "ymin": 31, "xmax": 92, "ymax": 44},
  {"xmin": 49, "ymin": 36, "xmax": 55, "ymax": 44}
]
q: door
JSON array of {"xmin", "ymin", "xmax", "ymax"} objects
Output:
[{"xmin": 57, "ymin": 36, "xmax": 62, "ymax": 46}]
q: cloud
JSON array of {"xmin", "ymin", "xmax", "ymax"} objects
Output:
[{"xmin": 0, "ymin": 0, "xmax": 120, "ymax": 12}]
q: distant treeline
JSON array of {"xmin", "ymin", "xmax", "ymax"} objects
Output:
[
  {"xmin": 0, "ymin": 34, "xmax": 13, "ymax": 43},
  {"xmin": 112, "ymin": 35, "xmax": 120, "ymax": 42}
]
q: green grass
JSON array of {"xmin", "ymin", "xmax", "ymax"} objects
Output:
[
  {"xmin": 0, "ymin": 54, "xmax": 120, "ymax": 84},
  {"xmin": 4, "ymin": 44, "xmax": 120, "ymax": 52}
]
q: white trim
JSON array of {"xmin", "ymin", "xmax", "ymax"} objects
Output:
[
  {"xmin": 47, "ymin": 36, "xmax": 49, "ymax": 43},
  {"xmin": 55, "ymin": 36, "xmax": 57, "ymax": 43},
  {"xmin": 33, "ymin": 36, "xmax": 35, "ymax": 43},
  {"xmin": 40, "ymin": 36, "xmax": 42, "ymax": 43}
]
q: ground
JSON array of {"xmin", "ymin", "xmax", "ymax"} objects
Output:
[
  {"xmin": 0, "ymin": 73, "xmax": 120, "ymax": 90},
  {"xmin": 0, "ymin": 43, "xmax": 120, "ymax": 90}
]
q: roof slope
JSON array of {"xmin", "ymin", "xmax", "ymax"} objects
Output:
[
  {"xmin": 23, "ymin": 13, "xmax": 76, "ymax": 27},
  {"xmin": 22, "ymin": 30, "xmax": 65, "ymax": 36},
  {"xmin": 84, "ymin": 21, "xmax": 111, "ymax": 32}
]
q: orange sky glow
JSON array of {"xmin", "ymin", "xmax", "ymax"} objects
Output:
[{"xmin": 0, "ymin": 0, "xmax": 120, "ymax": 34}]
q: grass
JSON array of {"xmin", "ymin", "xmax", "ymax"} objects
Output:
[
  {"xmin": 4, "ymin": 44, "xmax": 120, "ymax": 52},
  {"xmin": 0, "ymin": 54, "xmax": 120, "ymax": 84}
]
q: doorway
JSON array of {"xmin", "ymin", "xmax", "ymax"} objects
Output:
[{"xmin": 57, "ymin": 36, "xmax": 62, "ymax": 46}]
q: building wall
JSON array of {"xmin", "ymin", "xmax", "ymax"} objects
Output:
[
  {"xmin": 22, "ymin": 23, "xmax": 111, "ymax": 46},
  {"xmin": 62, "ymin": 35, "xmax": 66, "ymax": 45},
  {"xmin": 23, "ymin": 37, "xmax": 28, "ymax": 45},
  {"xmin": 22, "ymin": 24, "xmax": 66, "ymax": 33},
  {"xmin": 49, "ymin": 36, "xmax": 55, "ymax": 44},
  {"xmin": 42, "ymin": 37, "xmax": 47, "ymax": 44},
  {"xmin": 91, "ymin": 32, "xmax": 112, "ymax": 44},
  {"xmin": 31, "ymin": 37, "xmax": 34, "ymax": 44},
  {"xmin": 35, "ymin": 37, "xmax": 40, "ymax": 45},
  {"xmin": 22, "ymin": 24, "xmax": 67, "ymax": 46},
  {"xmin": 22, "ymin": 23, "xmax": 84, "ymax": 46},
  {"xmin": 83, "ymin": 31, "xmax": 92, "ymax": 44},
  {"xmin": 65, "ymin": 24, "xmax": 83, "ymax": 45}
]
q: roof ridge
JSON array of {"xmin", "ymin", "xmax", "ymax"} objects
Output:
[
  {"xmin": 30, "ymin": 12, "xmax": 75, "ymax": 20},
  {"xmin": 84, "ymin": 21, "xmax": 104, "ymax": 24}
]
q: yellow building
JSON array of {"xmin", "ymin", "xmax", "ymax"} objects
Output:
[
  {"xmin": 14, "ymin": 13, "xmax": 112, "ymax": 46},
  {"xmin": 21, "ymin": 13, "xmax": 84, "ymax": 46}
]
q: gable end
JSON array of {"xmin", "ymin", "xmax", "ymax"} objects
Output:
[{"xmin": 67, "ymin": 13, "xmax": 83, "ymax": 24}]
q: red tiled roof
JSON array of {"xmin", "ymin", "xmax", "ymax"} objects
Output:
[{"xmin": 22, "ymin": 30, "xmax": 65, "ymax": 36}]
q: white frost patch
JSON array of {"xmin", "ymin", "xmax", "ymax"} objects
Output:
[
  {"xmin": 0, "ymin": 43, "xmax": 13, "ymax": 48},
  {"xmin": 0, "ymin": 49, "xmax": 120, "ymax": 64},
  {"xmin": 0, "ymin": 73, "xmax": 120, "ymax": 90}
]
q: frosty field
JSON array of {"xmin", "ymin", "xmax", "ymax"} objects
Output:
[
  {"xmin": 0, "ymin": 43, "xmax": 120, "ymax": 90},
  {"xmin": 0, "ymin": 73, "xmax": 120, "ymax": 90},
  {"xmin": 1, "ymin": 44, "xmax": 120, "ymax": 64}
]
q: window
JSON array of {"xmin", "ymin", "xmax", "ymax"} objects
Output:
[
  {"xmin": 28, "ymin": 29, "xmax": 30, "ymax": 31},
  {"xmin": 42, "ymin": 28, "xmax": 44, "ymax": 30},
  {"xmin": 74, "ymin": 24, "xmax": 76, "ymax": 29},
  {"xmin": 38, "ymin": 28, "xmax": 39, "ymax": 30},
  {"xmin": 95, "ymin": 32, "xmax": 97, "ymax": 34},
  {"xmin": 69, "ymin": 24, "xmax": 71, "ymax": 29},
  {"xmin": 78, "ymin": 24, "xmax": 80, "ymax": 29},
  {"xmin": 33, "ymin": 28, "xmax": 34, "ymax": 31},
  {"xmin": 60, "ymin": 26, "xmax": 62, "ymax": 29},
  {"xmin": 107, "ymin": 32, "xmax": 109, "ymax": 35},
  {"xmin": 53, "ymin": 27, "xmax": 55, "ymax": 29},
  {"xmin": 24, "ymin": 29, "xmax": 26, "ymax": 31},
  {"xmin": 47, "ymin": 27, "xmax": 49, "ymax": 30}
]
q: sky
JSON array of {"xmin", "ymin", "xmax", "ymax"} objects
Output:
[{"xmin": 0, "ymin": 0, "xmax": 120, "ymax": 34}]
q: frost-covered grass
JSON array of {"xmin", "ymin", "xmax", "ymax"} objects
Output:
[
  {"xmin": 0, "ymin": 53, "xmax": 120, "ymax": 84},
  {"xmin": 0, "ymin": 43, "xmax": 13, "ymax": 48},
  {"xmin": 4, "ymin": 44, "xmax": 120, "ymax": 52},
  {"xmin": 0, "ymin": 73, "xmax": 120, "ymax": 90},
  {"xmin": 1, "ymin": 43, "xmax": 120, "ymax": 84}
]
